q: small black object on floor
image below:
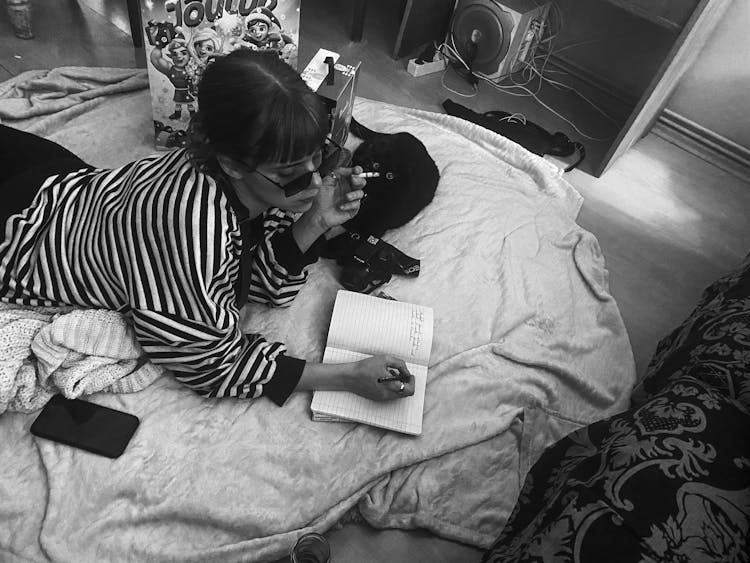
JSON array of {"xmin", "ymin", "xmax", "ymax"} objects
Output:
[{"xmin": 442, "ymin": 99, "xmax": 586, "ymax": 172}]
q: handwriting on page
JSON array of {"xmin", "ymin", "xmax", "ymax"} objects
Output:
[
  {"xmin": 312, "ymin": 290, "xmax": 434, "ymax": 435},
  {"xmin": 409, "ymin": 307, "xmax": 425, "ymax": 357},
  {"xmin": 328, "ymin": 291, "xmax": 432, "ymax": 362}
]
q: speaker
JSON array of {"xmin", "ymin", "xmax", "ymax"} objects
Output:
[{"xmin": 448, "ymin": 0, "xmax": 550, "ymax": 80}]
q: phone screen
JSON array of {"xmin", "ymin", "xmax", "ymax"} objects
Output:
[{"xmin": 30, "ymin": 395, "xmax": 140, "ymax": 459}]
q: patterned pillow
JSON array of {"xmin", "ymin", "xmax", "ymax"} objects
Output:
[
  {"xmin": 482, "ymin": 378, "xmax": 750, "ymax": 563},
  {"xmin": 632, "ymin": 255, "xmax": 750, "ymax": 411},
  {"xmin": 483, "ymin": 255, "xmax": 750, "ymax": 563}
]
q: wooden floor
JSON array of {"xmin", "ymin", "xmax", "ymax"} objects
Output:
[{"xmin": 2, "ymin": 1, "xmax": 749, "ymax": 562}]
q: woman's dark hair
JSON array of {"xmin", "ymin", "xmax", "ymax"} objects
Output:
[{"xmin": 188, "ymin": 49, "xmax": 329, "ymax": 171}]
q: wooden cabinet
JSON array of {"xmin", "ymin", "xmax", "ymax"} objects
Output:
[
  {"xmin": 593, "ymin": 0, "xmax": 731, "ymax": 176},
  {"xmin": 392, "ymin": 0, "xmax": 455, "ymax": 59},
  {"xmin": 604, "ymin": 0, "xmax": 698, "ymax": 30},
  {"xmin": 349, "ymin": 0, "xmax": 732, "ymax": 176}
]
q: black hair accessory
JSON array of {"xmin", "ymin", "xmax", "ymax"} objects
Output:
[{"xmin": 442, "ymin": 99, "xmax": 586, "ymax": 172}]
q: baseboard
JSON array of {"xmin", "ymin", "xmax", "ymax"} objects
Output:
[
  {"xmin": 545, "ymin": 53, "xmax": 750, "ymax": 182},
  {"xmin": 652, "ymin": 110, "xmax": 750, "ymax": 183}
]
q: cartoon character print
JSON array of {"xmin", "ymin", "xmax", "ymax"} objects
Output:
[
  {"xmin": 238, "ymin": 6, "xmax": 297, "ymax": 66},
  {"xmin": 242, "ymin": 7, "xmax": 282, "ymax": 50},
  {"xmin": 186, "ymin": 27, "xmax": 223, "ymax": 95},
  {"xmin": 149, "ymin": 32, "xmax": 196, "ymax": 121}
]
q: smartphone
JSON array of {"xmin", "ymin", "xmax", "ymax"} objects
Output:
[{"xmin": 30, "ymin": 395, "xmax": 140, "ymax": 459}]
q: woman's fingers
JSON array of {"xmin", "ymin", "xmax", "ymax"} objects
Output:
[
  {"xmin": 337, "ymin": 189, "xmax": 364, "ymax": 212},
  {"xmin": 338, "ymin": 200, "xmax": 360, "ymax": 213},
  {"xmin": 401, "ymin": 372, "xmax": 415, "ymax": 396},
  {"xmin": 350, "ymin": 175, "xmax": 367, "ymax": 189},
  {"xmin": 335, "ymin": 166, "xmax": 368, "ymax": 190},
  {"xmin": 345, "ymin": 189, "xmax": 365, "ymax": 202},
  {"xmin": 385, "ymin": 358, "xmax": 414, "ymax": 398},
  {"xmin": 385, "ymin": 378, "xmax": 414, "ymax": 397}
]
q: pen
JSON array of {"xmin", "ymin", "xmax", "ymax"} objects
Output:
[
  {"xmin": 377, "ymin": 367, "xmax": 404, "ymax": 383},
  {"xmin": 377, "ymin": 375, "xmax": 402, "ymax": 383}
]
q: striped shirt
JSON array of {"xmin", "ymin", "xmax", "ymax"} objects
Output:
[{"xmin": 0, "ymin": 149, "xmax": 317, "ymax": 405}]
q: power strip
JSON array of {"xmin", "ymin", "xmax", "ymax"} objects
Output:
[{"xmin": 407, "ymin": 57, "xmax": 447, "ymax": 77}]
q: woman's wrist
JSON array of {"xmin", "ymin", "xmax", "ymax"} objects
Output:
[
  {"xmin": 292, "ymin": 213, "xmax": 329, "ymax": 252},
  {"xmin": 295, "ymin": 361, "xmax": 354, "ymax": 393}
]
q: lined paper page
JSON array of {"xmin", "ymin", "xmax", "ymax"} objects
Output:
[
  {"xmin": 311, "ymin": 348, "xmax": 427, "ymax": 435},
  {"xmin": 325, "ymin": 291, "xmax": 434, "ymax": 365},
  {"xmin": 311, "ymin": 291, "xmax": 434, "ymax": 435}
]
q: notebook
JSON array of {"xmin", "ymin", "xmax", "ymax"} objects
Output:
[{"xmin": 310, "ymin": 290, "xmax": 434, "ymax": 435}]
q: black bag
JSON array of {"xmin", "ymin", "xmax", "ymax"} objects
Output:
[{"xmin": 442, "ymin": 99, "xmax": 585, "ymax": 172}]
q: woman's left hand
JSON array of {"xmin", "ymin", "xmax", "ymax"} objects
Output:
[{"xmin": 307, "ymin": 165, "xmax": 366, "ymax": 232}]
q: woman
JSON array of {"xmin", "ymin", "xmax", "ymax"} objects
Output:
[{"xmin": 0, "ymin": 49, "xmax": 414, "ymax": 406}]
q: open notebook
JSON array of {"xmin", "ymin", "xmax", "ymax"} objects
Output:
[{"xmin": 310, "ymin": 290, "xmax": 434, "ymax": 435}]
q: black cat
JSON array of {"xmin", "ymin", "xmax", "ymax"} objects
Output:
[
  {"xmin": 343, "ymin": 117, "xmax": 440, "ymax": 237},
  {"xmin": 320, "ymin": 118, "xmax": 439, "ymax": 292}
]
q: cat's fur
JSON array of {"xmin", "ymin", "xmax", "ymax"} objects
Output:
[{"xmin": 343, "ymin": 117, "xmax": 439, "ymax": 237}]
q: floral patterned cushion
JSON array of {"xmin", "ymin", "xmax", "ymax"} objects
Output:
[
  {"xmin": 632, "ymin": 255, "xmax": 750, "ymax": 410},
  {"xmin": 482, "ymin": 256, "xmax": 750, "ymax": 563}
]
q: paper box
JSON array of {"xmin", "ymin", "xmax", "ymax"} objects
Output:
[
  {"xmin": 139, "ymin": 0, "xmax": 302, "ymax": 150},
  {"xmin": 301, "ymin": 48, "xmax": 361, "ymax": 147}
]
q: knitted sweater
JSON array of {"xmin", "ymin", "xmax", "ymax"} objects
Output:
[{"xmin": 0, "ymin": 304, "xmax": 162, "ymax": 413}]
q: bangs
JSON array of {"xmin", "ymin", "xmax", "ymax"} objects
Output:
[{"xmin": 254, "ymin": 92, "xmax": 328, "ymax": 165}]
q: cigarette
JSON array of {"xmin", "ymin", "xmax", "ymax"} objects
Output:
[{"xmin": 355, "ymin": 171, "xmax": 380, "ymax": 178}]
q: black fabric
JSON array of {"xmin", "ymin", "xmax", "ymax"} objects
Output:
[
  {"xmin": 322, "ymin": 231, "xmax": 420, "ymax": 294},
  {"xmin": 631, "ymin": 256, "xmax": 750, "ymax": 409},
  {"xmin": 260, "ymin": 354, "xmax": 306, "ymax": 406},
  {"xmin": 227, "ymin": 203, "xmax": 322, "ymax": 309},
  {"xmin": 320, "ymin": 118, "xmax": 434, "ymax": 293},
  {"xmin": 230, "ymin": 216, "xmax": 314, "ymax": 405},
  {"xmin": 442, "ymin": 99, "xmax": 586, "ymax": 172},
  {"xmin": 483, "ymin": 255, "xmax": 750, "ymax": 563},
  {"xmin": 0, "ymin": 124, "xmax": 92, "ymax": 241},
  {"xmin": 217, "ymin": 176, "xmax": 316, "ymax": 405},
  {"xmin": 269, "ymin": 227, "xmax": 324, "ymax": 277}
]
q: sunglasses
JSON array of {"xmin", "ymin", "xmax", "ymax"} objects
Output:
[{"xmin": 253, "ymin": 136, "xmax": 343, "ymax": 198}]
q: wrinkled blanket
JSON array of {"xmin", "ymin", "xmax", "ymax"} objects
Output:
[
  {"xmin": 0, "ymin": 67, "xmax": 155, "ymax": 167},
  {"xmin": 0, "ymin": 68, "xmax": 636, "ymax": 563},
  {"xmin": 0, "ymin": 304, "xmax": 162, "ymax": 414}
]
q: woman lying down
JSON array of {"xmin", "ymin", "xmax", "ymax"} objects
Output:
[{"xmin": 0, "ymin": 49, "xmax": 414, "ymax": 406}]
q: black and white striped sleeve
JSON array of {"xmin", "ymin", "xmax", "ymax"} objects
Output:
[
  {"xmin": 246, "ymin": 208, "xmax": 322, "ymax": 307},
  {"xmin": 131, "ymin": 308, "xmax": 304, "ymax": 404},
  {"xmin": 127, "ymin": 178, "xmax": 305, "ymax": 406}
]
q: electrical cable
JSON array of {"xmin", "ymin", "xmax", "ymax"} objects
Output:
[
  {"xmin": 441, "ymin": 67, "xmax": 479, "ymax": 98},
  {"xmin": 521, "ymin": 61, "xmax": 622, "ymax": 126},
  {"xmin": 485, "ymin": 78, "xmax": 615, "ymax": 141},
  {"xmin": 440, "ymin": 0, "xmax": 620, "ymax": 142}
]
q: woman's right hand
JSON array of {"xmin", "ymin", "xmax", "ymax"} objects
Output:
[
  {"xmin": 304, "ymin": 167, "xmax": 366, "ymax": 233},
  {"xmin": 346, "ymin": 355, "xmax": 415, "ymax": 401},
  {"xmin": 295, "ymin": 355, "xmax": 415, "ymax": 401}
]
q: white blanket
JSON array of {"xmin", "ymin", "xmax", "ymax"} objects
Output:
[{"xmin": 0, "ymin": 73, "xmax": 635, "ymax": 563}]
